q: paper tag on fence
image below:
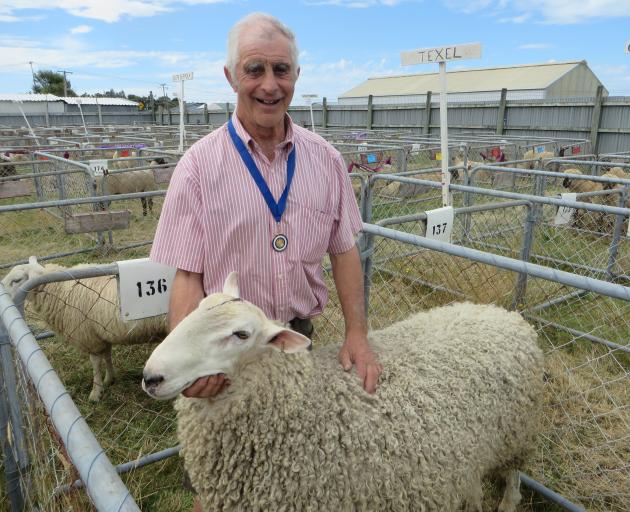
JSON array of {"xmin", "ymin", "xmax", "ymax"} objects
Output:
[
  {"xmin": 117, "ymin": 258, "xmax": 176, "ymax": 321},
  {"xmin": 411, "ymin": 143, "xmax": 421, "ymax": 152},
  {"xmin": 534, "ymin": 145, "xmax": 545, "ymax": 154},
  {"xmin": 357, "ymin": 143, "xmax": 368, "ymax": 153},
  {"xmin": 554, "ymin": 193, "xmax": 577, "ymax": 226},
  {"xmin": 425, "ymin": 206, "xmax": 454, "ymax": 242},
  {"xmin": 88, "ymin": 159, "xmax": 108, "ymax": 177}
]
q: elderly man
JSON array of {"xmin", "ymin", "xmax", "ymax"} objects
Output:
[{"xmin": 151, "ymin": 13, "xmax": 381, "ymax": 402}]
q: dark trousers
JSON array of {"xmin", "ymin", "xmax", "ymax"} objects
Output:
[{"xmin": 289, "ymin": 317, "xmax": 314, "ymax": 339}]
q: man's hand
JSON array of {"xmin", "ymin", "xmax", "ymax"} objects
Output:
[
  {"xmin": 182, "ymin": 374, "xmax": 231, "ymax": 398},
  {"xmin": 338, "ymin": 334, "xmax": 382, "ymax": 394}
]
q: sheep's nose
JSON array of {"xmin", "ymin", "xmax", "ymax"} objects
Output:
[{"xmin": 143, "ymin": 373, "xmax": 164, "ymax": 388}]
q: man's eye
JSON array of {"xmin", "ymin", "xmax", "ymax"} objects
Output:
[
  {"xmin": 233, "ymin": 331, "xmax": 250, "ymax": 340},
  {"xmin": 245, "ymin": 64, "xmax": 264, "ymax": 76},
  {"xmin": 273, "ymin": 63, "xmax": 290, "ymax": 76}
]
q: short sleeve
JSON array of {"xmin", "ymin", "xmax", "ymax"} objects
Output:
[
  {"xmin": 327, "ymin": 152, "xmax": 363, "ymax": 254},
  {"xmin": 150, "ymin": 148, "xmax": 205, "ymax": 272}
]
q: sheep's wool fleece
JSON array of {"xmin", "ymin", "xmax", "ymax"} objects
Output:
[
  {"xmin": 176, "ymin": 302, "xmax": 544, "ymax": 512},
  {"xmin": 29, "ymin": 264, "xmax": 167, "ymax": 354}
]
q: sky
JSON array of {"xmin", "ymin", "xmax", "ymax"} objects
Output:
[{"xmin": 1, "ymin": 0, "xmax": 629, "ymax": 105}]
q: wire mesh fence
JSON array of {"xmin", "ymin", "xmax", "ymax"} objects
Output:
[{"xmin": 1, "ymin": 131, "xmax": 629, "ymax": 511}]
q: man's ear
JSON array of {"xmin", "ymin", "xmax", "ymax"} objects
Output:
[{"xmin": 224, "ymin": 66, "xmax": 238, "ymax": 92}]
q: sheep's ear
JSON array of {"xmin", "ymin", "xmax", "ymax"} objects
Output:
[
  {"xmin": 222, "ymin": 272, "xmax": 240, "ymax": 298},
  {"xmin": 266, "ymin": 327, "xmax": 312, "ymax": 354}
]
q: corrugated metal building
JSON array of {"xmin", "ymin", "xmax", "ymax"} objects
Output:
[
  {"xmin": 0, "ymin": 94, "xmax": 139, "ymax": 115},
  {"xmin": 339, "ymin": 61, "xmax": 607, "ymax": 105}
]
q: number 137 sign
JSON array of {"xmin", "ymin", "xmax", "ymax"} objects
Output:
[{"xmin": 117, "ymin": 258, "xmax": 177, "ymax": 321}]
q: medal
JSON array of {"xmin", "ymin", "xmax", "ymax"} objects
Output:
[
  {"xmin": 272, "ymin": 234, "xmax": 288, "ymax": 252},
  {"xmin": 228, "ymin": 118, "xmax": 296, "ymax": 254}
]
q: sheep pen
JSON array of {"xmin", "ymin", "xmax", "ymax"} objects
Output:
[
  {"xmin": 142, "ymin": 273, "xmax": 545, "ymax": 512},
  {"xmin": 1, "ymin": 256, "xmax": 168, "ymax": 401}
]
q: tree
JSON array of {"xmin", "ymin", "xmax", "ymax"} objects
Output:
[{"xmin": 32, "ymin": 70, "xmax": 76, "ymax": 96}]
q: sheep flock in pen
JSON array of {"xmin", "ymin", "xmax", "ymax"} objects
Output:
[
  {"xmin": 143, "ymin": 272, "xmax": 544, "ymax": 512},
  {"xmin": 1, "ymin": 256, "xmax": 167, "ymax": 401}
]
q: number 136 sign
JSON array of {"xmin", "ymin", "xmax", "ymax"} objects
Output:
[{"xmin": 117, "ymin": 258, "xmax": 177, "ymax": 321}]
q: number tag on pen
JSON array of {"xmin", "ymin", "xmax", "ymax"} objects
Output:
[
  {"xmin": 554, "ymin": 193, "xmax": 576, "ymax": 226},
  {"xmin": 89, "ymin": 159, "xmax": 108, "ymax": 177},
  {"xmin": 425, "ymin": 206, "xmax": 454, "ymax": 242},
  {"xmin": 117, "ymin": 258, "xmax": 176, "ymax": 320}
]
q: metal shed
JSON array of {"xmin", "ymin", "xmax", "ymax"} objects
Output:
[{"xmin": 339, "ymin": 60, "xmax": 608, "ymax": 105}]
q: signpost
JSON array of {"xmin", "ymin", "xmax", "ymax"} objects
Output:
[
  {"xmin": 172, "ymin": 71, "xmax": 194, "ymax": 152},
  {"xmin": 400, "ymin": 42, "xmax": 482, "ymax": 207},
  {"xmin": 302, "ymin": 94, "xmax": 318, "ymax": 133}
]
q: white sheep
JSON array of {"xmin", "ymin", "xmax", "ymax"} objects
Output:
[
  {"xmin": 521, "ymin": 149, "xmax": 554, "ymax": 169},
  {"xmin": 561, "ymin": 168, "xmax": 611, "ymax": 232},
  {"xmin": 2, "ymin": 256, "xmax": 167, "ymax": 401},
  {"xmin": 143, "ymin": 272, "xmax": 544, "ymax": 512},
  {"xmin": 97, "ymin": 154, "xmax": 160, "ymax": 216}
]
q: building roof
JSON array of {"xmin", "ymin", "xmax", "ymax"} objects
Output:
[
  {"xmin": 0, "ymin": 93, "xmax": 138, "ymax": 106},
  {"xmin": 63, "ymin": 97, "xmax": 139, "ymax": 106},
  {"xmin": 340, "ymin": 61, "xmax": 588, "ymax": 98},
  {"xmin": 0, "ymin": 93, "xmax": 61, "ymax": 102}
]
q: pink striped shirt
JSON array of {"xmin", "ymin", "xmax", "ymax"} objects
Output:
[{"xmin": 150, "ymin": 114, "xmax": 362, "ymax": 322}]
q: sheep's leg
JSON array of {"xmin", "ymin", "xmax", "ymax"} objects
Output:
[
  {"xmin": 141, "ymin": 197, "xmax": 148, "ymax": 216},
  {"xmin": 498, "ymin": 469, "xmax": 521, "ymax": 512},
  {"xmin": 88, "ymin": 353, "xmax": 104, "ymax": 402},
  {"xmin": 464, "ymin": 475, "xmax": 483, "ymax": 512},
  {"xmin": 148, "ymin": 197, "xmax": 153, "ymax": 216},
  {"xmin": 103, "ymin": 346, "xmax": 115, "ymax": 387}
]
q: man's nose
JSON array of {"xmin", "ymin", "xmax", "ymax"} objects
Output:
[{"xmin": 260, "ymin": 67, "xmax": 280, "ymax": 93}]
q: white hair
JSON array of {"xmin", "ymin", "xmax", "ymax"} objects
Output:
[{"xmin": 226, "ymin": 12, "xmax": 299, "ymax": 81}]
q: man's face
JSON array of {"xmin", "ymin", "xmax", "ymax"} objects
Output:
[{"xmin": 226, "ymin": 26, "xmax": 298, "ymax": 136}]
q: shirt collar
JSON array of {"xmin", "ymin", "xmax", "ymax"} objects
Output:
[{"xmin": 231, "ymin": 112, "xmax": 295, "ymax": 154}]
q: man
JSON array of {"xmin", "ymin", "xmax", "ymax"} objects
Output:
[{"xmin": 151, "ymin": 12, "xmax": 382, "ymax": 402}]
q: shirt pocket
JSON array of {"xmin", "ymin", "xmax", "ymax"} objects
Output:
[{"xmin": 289, "ymin": 203, "xmax": 335, "ymax": 264}]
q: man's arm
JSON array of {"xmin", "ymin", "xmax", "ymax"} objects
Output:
[
  {"xmin": 169, "ymin": 269, "xmax": 230, "ymax": 397},
  {"xmin": 330, "ymin": 245, "xmax": 382, "ymax": 394}
]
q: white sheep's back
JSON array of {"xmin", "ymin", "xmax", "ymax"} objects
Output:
[
  {"xmin": 28, "ymin": 265, "xmax": 167, "ymax": 354},
  {"xmin": 175, "ymin": 301, "xmax": 543, "ymax": 512}
]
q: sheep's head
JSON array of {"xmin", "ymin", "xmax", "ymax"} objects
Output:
[
  {"xmin": 142, "ymin": 272, "xmax": 312, "ymax": 400},
  {"xmin": 1, "ymin": 256, "xmax": 46, "ymax": 298},
  {"xmin": 562, "ymin": 168, "xmax": 582, "ymax": 189}
]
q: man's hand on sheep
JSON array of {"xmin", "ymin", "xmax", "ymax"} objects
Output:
[{"xmin": 338, "ymin": 333, "xmax": 383, "ymax": 394}]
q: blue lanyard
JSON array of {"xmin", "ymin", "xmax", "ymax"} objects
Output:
[{"xmin": 227, "ymin": 118, "xmax": 296, "ymax": 223}]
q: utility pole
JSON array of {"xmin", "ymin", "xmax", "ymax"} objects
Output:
[
  {"xmin": 28, "ymin": 61, "xmax": 36, "ymax": 90},
  {"xmin": 57, "ymin": 69, "xmax": 73, "ymax": 97},
  {"xmin": 159, "ymin": 83, "xmax": 167, "ymax": 99}
]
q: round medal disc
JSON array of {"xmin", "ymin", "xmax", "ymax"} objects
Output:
[{"xmin": 272, "ymin": 234, "xmax": 288, "ymax": 252}]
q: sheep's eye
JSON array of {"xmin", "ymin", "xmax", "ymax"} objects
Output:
[{"xmin": 233, "ymin": 331, "xmax": 249, "ymax": 340}]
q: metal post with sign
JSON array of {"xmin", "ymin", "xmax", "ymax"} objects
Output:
[
  {"xmin": 172, "ymin": 71, "xmax": 194, "ymax": 152},
  {"xmin": 400, "ymin": 43, "xmax": 482, "ymax": 207},
  {"xmin": 302, "ymin": 94, "xmax": 318, "ymax": 133}
]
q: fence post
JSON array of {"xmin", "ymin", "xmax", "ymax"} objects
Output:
[
  {"xmin": 203, "ymin": 103, "xmax": 209, "ymax": 125},
  {"xmin": 511, "ymin": 203, "xmax": 536, "ymax": 310},
  {"xmin": 496, "ymin": 88, "xmax": 508, "ymax": 135},
  {"xmin": 423, "ymin": 91, "xmax": 432, "ymax": 135},
  {"xmin": 366, "ymin": 94, "xmax": 373, "ymax": 130},
  {"xmin": 590, "ymin": 85, "xmax": 604, "ymax": 157},
  {"xmin": 322, "ymin": 97, "xmax": 328, "ymax": 129},
  {"xmin": 605, "ymin": 187, "xmax": 628, "ymax": 279},
  {"xmin": 225, "ymin": 102, "xmax": 231, "ymax": 122},
  {"xmin": 0, "ymin": 321, "xmax": 28, "ymax": 511}
]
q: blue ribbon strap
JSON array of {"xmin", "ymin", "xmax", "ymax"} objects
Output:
[{"xmin": 227, "ymin": 118, "xmax": 295, "ymax": 223}]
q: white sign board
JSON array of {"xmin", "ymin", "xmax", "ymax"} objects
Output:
[
  {"xmin": 554, "ymin": 193, "xmax": 577, "ymax": 226},
  {"xmin": 411, "ymin": 143, "xmax": 421, "ymax": 152},
  {"xmin": 172, "ymin": 71, "xmax": 194, "ymax": 82},
  {"xmin": 626, "ymin": 41, "xmax": 630, "ymax": 54},
  {"xmin": 117, "ymin": 258, "xmax": 176, "ymax": 321},
  {"xmin": 401, "ymin": 42, "xmax": 482, "ymax": 66},
  {"xmin": 88, "ymin": 159, "xmax": 108, "ymax": 177},
  {"xmin": 425, "ymin": 206, "xmax": 454, "ymax": 242},
  {"xmin": 357, "ymin": 143, "xmax": 368, "ymax": 152}
]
